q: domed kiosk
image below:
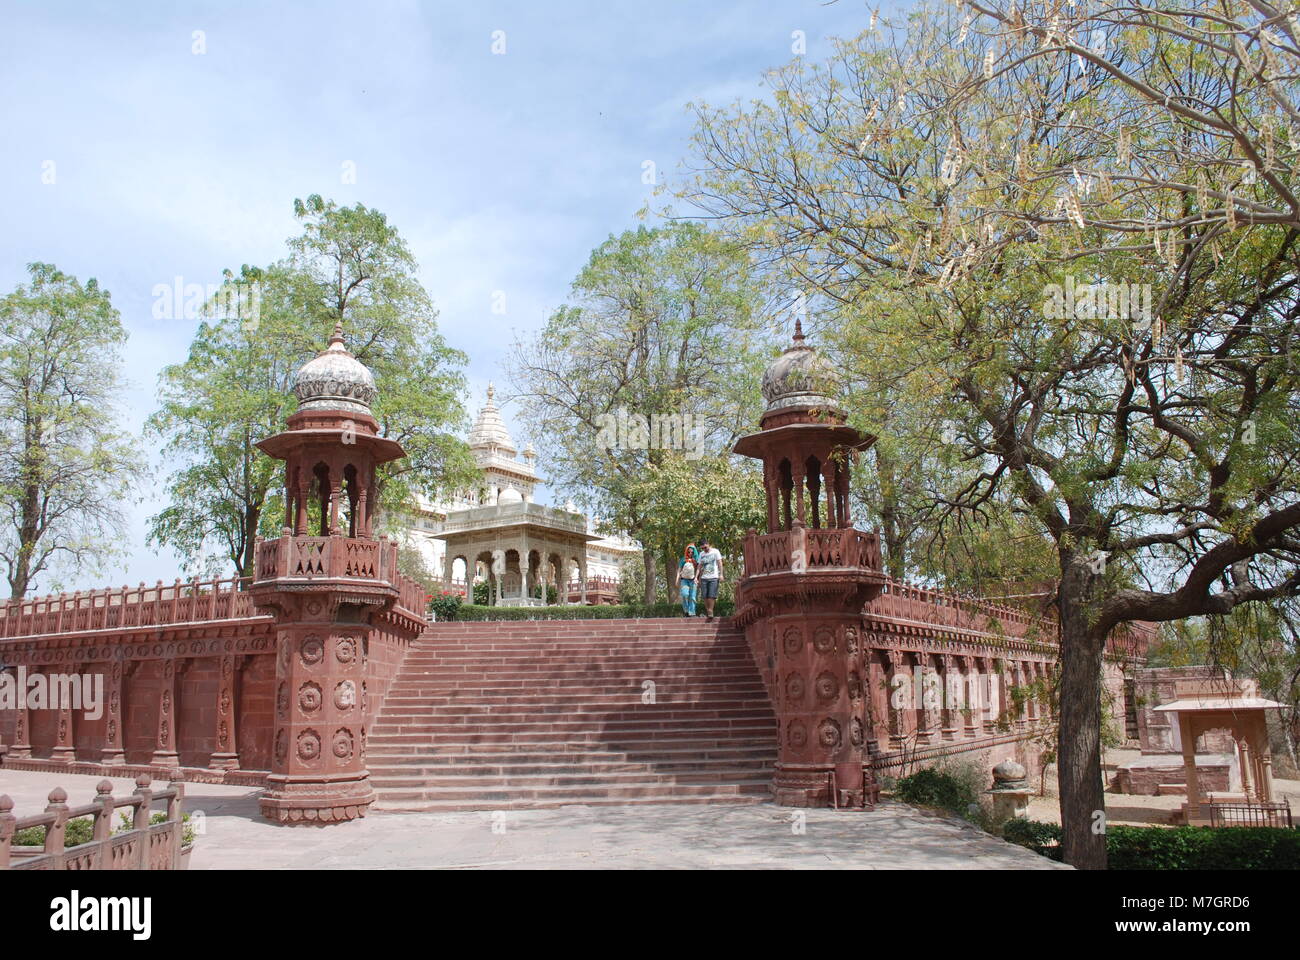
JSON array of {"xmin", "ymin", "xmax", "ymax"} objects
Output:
[
  {"xmin": 250, "ymin": 324, "xmax": 419, "ymax": 824},
  {"xmin": 733, "ymin": 320, "xmax": 886, "ymax": 809}
]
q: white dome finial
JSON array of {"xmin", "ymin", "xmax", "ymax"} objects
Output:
[{"xmin": 292, "ymin": 324, "xmax": 377, "ymax": 414}]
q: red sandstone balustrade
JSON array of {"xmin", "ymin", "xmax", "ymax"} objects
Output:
[
  {"xmin": 0, "ymin": 576, "xmax": 254, "ymax": 639},
  {"xmin": 741, "ymin": 527, "xmax": 882, "ymax": 577},
  {"xmin": 865, "ymin": 579, "xmax": 1052, "ymax": 641},
  {"xmin": 0, "ymin": 775, "xmax": 186, "ymax": 871},
  {"xmin": 253, "ymin": 533, "xmax": 401, "ymax": 585},
  {"xmin": 254, "ymin": 533, "xmax": 423, "ymax": 622}
]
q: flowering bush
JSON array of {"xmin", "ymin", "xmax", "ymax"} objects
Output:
[{"xmin": 427, "ymin": 590, "xmax": 463, "ymax": 621}]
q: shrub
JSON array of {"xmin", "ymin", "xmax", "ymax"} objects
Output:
[
  {"xmin": 13, "ymin": 816, "xmax": 95, "ymax": 848},
  {"xmin": 895, "ymin": 767, "xmax": 977, "ymax": 813},
  {"xmin": 1003, "ymin": 820, "xmax": 1300, "ymax": 869},
  {"xmin": 1105, "ymin": 824, "xmax": 1300, "ymax": 870},
  {"xmin": 427, "ymin": 590, "xmax": 463, "ymax": 621},
  {"xmin": 1003, "ymin": 818, "xmax": 1064, "ymax": 860}
]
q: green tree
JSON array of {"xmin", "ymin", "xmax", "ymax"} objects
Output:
[
  {"xmin": 624, "ymin": 452, "xmax": 766, "ymax": 591},
  {"xmin": 148, "ymin": 197, "xmax": 477, "ymax": 577},
  {"xmin": 684, "ymin": 2, "xmax": 1300, "ymax": 868},
  {"xmin": 0, "ymin": 263, "xmax": 143, "ymax": 598},
  {"xmin": 508, "ymin": 221, "xmax": 770, "ymax": 602}
]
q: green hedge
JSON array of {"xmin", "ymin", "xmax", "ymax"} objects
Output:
[
  {"xmin": 1105, "ymin": 824, "xmax": 1300, "ymax": 870},
  {"xmin": 14, "ymin": 812, "xmax": 196, "ymax": 849},
  {"xmin": 1003, "ymin": 819, "xmax": 1300, "ymax": 869},
  {"xmin": 451, "ymin": 600, "xmax": 735, "ymax": 621}
]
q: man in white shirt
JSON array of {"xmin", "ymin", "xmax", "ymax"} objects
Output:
[{"xmin": 696, "ymin": 539, "xmax": 724, "ymax": 621}]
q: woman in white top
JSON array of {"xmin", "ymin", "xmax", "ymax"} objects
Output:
[{"xmin": 675, "ymin": 544, "xmax": 698, "ymax": 616}]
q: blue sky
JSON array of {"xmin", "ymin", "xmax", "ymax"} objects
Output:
[{"xmin": 0, "ymin": 0, "xmax": 879, "ymax": 592}]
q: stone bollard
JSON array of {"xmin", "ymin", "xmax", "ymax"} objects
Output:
[{"xmin": 987, "ymin": 759, "xmax": 1033, "ymax": 821}]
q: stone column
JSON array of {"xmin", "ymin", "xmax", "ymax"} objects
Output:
[
  {"xmin": 6, "ymin": 666, "xmax": 32, "ymax": 760},
  {"xmin": 151, "ymin": 658, "xmax": 180, "ymax": 768},
  {"xmin": 821, "ymin": 463, "xmax": 836, "ymax": 531},
  {"xmin": 1181, "ymin": 713, "xmax": 1201, "ymax": 820},
  {"xmin": 914, "ymin": 653, "xmax": 935, "ymax": 746},
  {"xmin": 578, "ymin": 556, "xmax": 588, "ymax": 605},
  {"xmin": 961, "ymin": 656, "xmax": 980, "ymax": 738},
  {"xmin": 772, "ymin": 617, "xmax": 871, "ymax": 806},
  {"xmin": 209, "ymin": 655, "xmax": 241, "ymax": 770},
  {"xmin": 979, "ymin": 658, "xmax": 996, "ymax": 733},
  {"xmin": 1015, "ymin": 662, "xmax": 1029, "ymax": 730},
  {"xmin": 1252, "ymin": 713, "xmax": 1275, "ymax": 802},
  {"xmin": 252, "ymin": 566, "xmax": 392, "ymax": 824},
  {"xmin": 51, "ymin": 665, "xmax": 77, "ymax": 763},
  {"xmin": 100, "ymin": 661, "xmax": 126, "ymax": 765},
  {"xmin": 885, "ymin": 649, "xmax": 910, "ymax": 749},
  {"xmin": 939, "ymin": 655, "xmax": 958, "ymax": 741}
]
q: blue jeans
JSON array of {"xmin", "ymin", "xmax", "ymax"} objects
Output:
[{"xmin": 680, "ymin": 579, "xmax": 697, "ymax": 616}]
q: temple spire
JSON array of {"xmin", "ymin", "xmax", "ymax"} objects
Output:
[{"xmin": 793, "ymin": 318, "xmax": 805, "ymax": 343}]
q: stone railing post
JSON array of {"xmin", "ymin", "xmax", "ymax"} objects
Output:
[
  {"xmin": 132, "ymin": 775, "xmax": 153, "ymax": 870},
  {"xmin": 43, "ymin": 787, "xmax": 69, "ymax": 860},
  {"xmin": 0, "ymin": 794, "xmax": 14, "ymax": 869}
]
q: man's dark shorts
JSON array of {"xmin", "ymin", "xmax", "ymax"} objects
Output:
[{"xmin": 699, "ymin": 578, "xmax": 719, "ymax": 599}]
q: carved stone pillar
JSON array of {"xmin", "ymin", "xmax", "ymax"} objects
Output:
[
  {"xmin": 51, "ymin": 664, "xmax": 78, "ymax": 763},
  {"xmin": 252, "ymin": 550, "xmax": 397, "ymax": 824},
  {"xmin": 939, "ymin": 654, "xmax": 958, "ymax": 741},
  {"xmin": 980, "ymin": 657, "xmax": 997, "ymax": 734},
  {"xmin": 209, "ymin": 655, "xmax": 241, "ymax": 770},
  {"xmin": 151, "ymin": 658, "xmax": 180, "ymax": 768},
  {"xmin": 101, "ymin": 661, "xmax": 126, "ymax": 765},
  {"xmin": 1013, "ymin": 661, "xmax": 1028, "ymax": 730},
  {"xmin": 961, "ymin": 656, "xmax": 980, "ymax": 737},
  {"xmin": 773, "ymin": 616, "xmax": 874, "ymax": 806},
  {"xmin": 6, "ymin": 666, "xmax": 32, "ymax": 759},
  {"xmin": 913, "ymin": 653, "xmax": 935, "ymax": 746},
  {"xmin": 866, "ymin": 647, "xmax": 891, "ymax": 754}
]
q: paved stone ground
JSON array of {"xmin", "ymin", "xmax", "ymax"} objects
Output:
[{"xmin": 0, "ymin": 769, "xmax": 1066, "ymax": 869}]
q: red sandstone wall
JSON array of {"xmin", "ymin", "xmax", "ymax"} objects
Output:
[
  {"xmin": 124, "ymin": 660, "xmax": 163, "ymax": 764},
  {"xmin": 178, "ymin": 658, "xmax": 220, "ymax": 767},
  {"xmin": 237, "ymin": 654, "xmax": 275, "ymax": 770},
  {"xmin": 75, "ymin": 665, "xmax": 110, "ymax": 760},
  {"xmin": 366, "ymin": 625, "xmax": 416, "ymax": 717}
]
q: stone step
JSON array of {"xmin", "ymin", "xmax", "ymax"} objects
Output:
[
  {"xmin": 366, "ymin": 718, "xmax": 769, "ymax": 738},
  {"xmin": 367, "ymin": 746, "xmax": 776, "ymax": 767},
  {"xmin": 381, "ymin": 683, "xmax": 768, "ymax": 698},
  {"xmin": 368, "ymin": 617, "xmax": 776, "ymax": 808},
  {"xmin": 370, "ymin": 768, "xmax": 773, "ymax": 789},
  {"xmin": 377, "ymin": 699, "xmax": 771, "ymax": 715},
  {"xmin": 370, "ymin": 780, "xmax": 770, "ymax": 804},
  {"xmin": 370, "ymin": 793, "xmax": 766, "ymax": 813},
  {"xmin": 367, "ymin": 738, "xmax": 778, "ymax": 758}
]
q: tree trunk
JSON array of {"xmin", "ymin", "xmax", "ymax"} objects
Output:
[
  {"xmin": 240, "ymin": 504, "xmax": 262, "ymax": 583},
  {"xmin": 1056, "ymin": 561, "xmax": 1108, "ymax": 870},
  {"xmin": 10, "ymin": 477, "xmax": 41, "ymax": 599},
  {"xmin": 873, "ymin": 447, "xmax": 906, "ymax": 579},
  {"xmin": 642, "ymin": 550, "xmax": 657, "ymax": 605}
]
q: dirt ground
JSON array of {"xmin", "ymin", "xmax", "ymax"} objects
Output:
[{"xmin": 1025, "ymin": 746, "xmax": 1300, "ymax": 826}]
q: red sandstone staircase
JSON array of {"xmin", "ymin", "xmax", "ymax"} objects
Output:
[{"xmin": 367, "ymin": 618, "xmax": 778, "ymax": 811}]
